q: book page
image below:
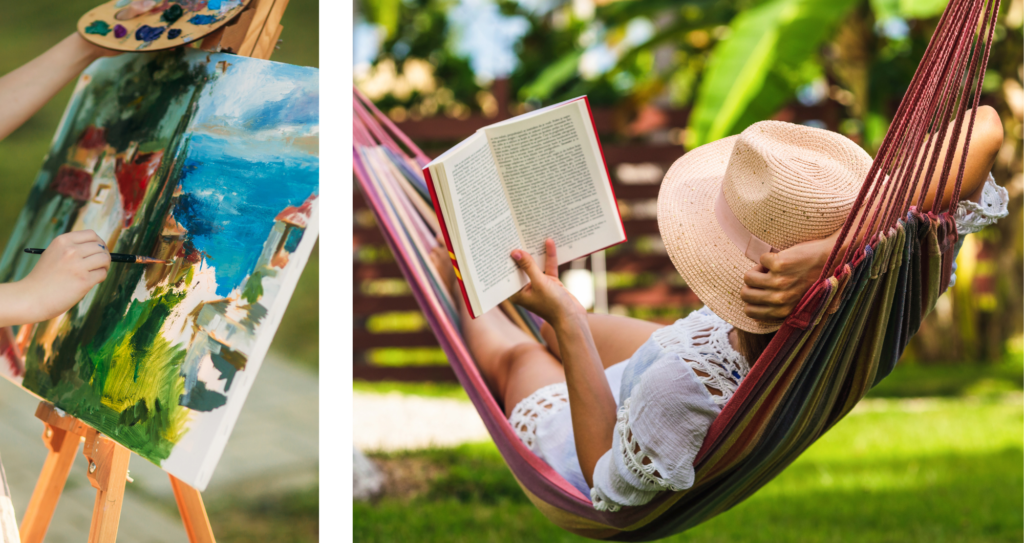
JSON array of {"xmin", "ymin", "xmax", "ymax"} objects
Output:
[
  {"xmin": 484, "ymin": 100, "xmax": 623, "ymax": 266},
  {"xmin": 437, "ymin": 133, "xmax": 527, "ymax": 315}
]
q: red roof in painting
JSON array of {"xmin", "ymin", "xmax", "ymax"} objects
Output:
[
  {"xmin": 78, "ymin": 126, "xmax": 108, "ymax": 150},
  {"xmin": 52, "ymin": 166, "xmax": 92, "ymax": 202},
  {"xmin": 116, "ymin": 151, "xmax": 164, "ymax": 226},
  {"xmin": 275, "ymin": 194, "xmax": 317, "ymax": 228}
]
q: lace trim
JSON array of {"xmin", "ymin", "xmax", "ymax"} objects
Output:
[
  {"xmin": 652, "ymin": 307, "xmax": 751, "ymax": 406},
  {"xmin": 591, "ymin": 487, "xmax": 620, "ymax": 512},
  {"xmin": 614, "ymin": 398, "xmax": 678, "ymax": 492},
  {"xmin": 508, "ymin": 382, "xmax": 569, "ymax": 450},
  {"xmin": 955, "ymin": 172, "xmax": 1009, "ymax": 236}
]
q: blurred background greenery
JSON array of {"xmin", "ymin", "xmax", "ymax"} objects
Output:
[
  {"xmin": 354, "ymin": 0, "xmax": 1023, "ymax": 540},
  {"xmin": 0, "ymin": 2, "xmax": 318, "ymax": 541}
]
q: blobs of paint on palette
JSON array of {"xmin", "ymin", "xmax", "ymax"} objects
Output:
[
  {"xmin": 168, "ymin": 29, "xmax": 182, "ymax": 39},
  {"xmin": 115, "ymin": 0, "xmax": 156, "ymax": 21},
  {"xmin": 114, "ymin": 24, "xmax": 128, "ymax": 39},
  {"xmin": 187, "ymin": 14, "xmax": 219, "ymax": 25},
  {"xmin": 161, "ymin": 4, "xmax": 184, "ymax": 24},
  {"xmin": 136, "ymin": 25, "xmax": 165, "ymax": 42},
  {"xmin": 85, "ymin": 20, "xmax": 112, "ymax": 36},
  {"xmin": 179, "ymin": 0, "xmax": 209, "ymax": 10}
]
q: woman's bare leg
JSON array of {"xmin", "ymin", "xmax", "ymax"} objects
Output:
[
  {"xmin": 541, "ymin": 313, "xmax": 665, "ymax": 369},
  {"xmin": 430, "ymin": 240, "xmax": 567, "ymax": 416}
]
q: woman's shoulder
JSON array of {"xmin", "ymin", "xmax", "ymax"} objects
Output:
[
  {"xmin": 618, "ymin": 306, "xmax": 750, "ymax": 406},
  {"xmin": 653, "ymin": 306, "xmax": 739, "ymax": 360}
]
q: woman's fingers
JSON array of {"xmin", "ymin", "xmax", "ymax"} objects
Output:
[
  {"xmin": 739, "ymin": 285, "xmax": 777, "ymax": 305},
  {"xmin": 83, "ymin": 252, "xmax": 112, "ymax": 272},
  {"xmin": 87, "ymin": 268, "xmax": 109, "ymax": 285},
  {"xmin": 77, "ymin": 242, "xmax": 108, "ymax": 258},
  {"xmin": 742, "ymin": 266, "xmax": 775, "ymax": 289},
  {"xmin": 743, "ymin": 304, "xmax": 786, "ymax": 320},
  {"xmin": 544, "ymin": 238, "xmax": 558, "ymax": 277},
  {"xmin": 511, "ymin": 249, "xmax": 544, "ymax": 284}
]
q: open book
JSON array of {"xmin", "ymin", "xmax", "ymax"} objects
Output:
[{"xmin": 424, "ymin": 96, "xmax": 626, "ymax": 318}]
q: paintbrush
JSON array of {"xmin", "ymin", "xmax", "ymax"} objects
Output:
[{"xmin": 23, "ymin": 248, "xmax": 173, "ymax": 265}]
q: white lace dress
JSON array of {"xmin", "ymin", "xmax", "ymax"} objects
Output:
[{"xmin": 508, "ymin": 173, "xmax": 1009, "ymax": 512}]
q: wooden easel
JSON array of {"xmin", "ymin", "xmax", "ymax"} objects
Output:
[
  {"xmin": 200, "ymin": 0, "xmax": 291, "ymax": 60},
  {"xmin": 19, "ymin": 402, "xmax": 213, "ymax": 543},
  {"xmin": 16, "ymin": 1, "xmax": 291, "ymax": 540}
]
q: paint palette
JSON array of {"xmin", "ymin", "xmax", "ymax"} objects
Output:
[{"xmin": 78, "ymin": 0, "xmax": 251, "ymax": 52}]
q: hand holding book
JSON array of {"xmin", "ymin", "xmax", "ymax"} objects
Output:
[
  {"xmin": 424, "ymin": 96, "xmax": 626, "ymax": 317},
  {"xmin": 508, "ymin": 239, "xmax": 586, "ymax": 327}
]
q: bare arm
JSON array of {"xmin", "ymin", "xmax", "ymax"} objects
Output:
[
  {"xmin": 509, "ymin": 240, "xmax": 616, "ymax": 487},
  {"xmin": 0, "ymin": 33, "xmax": 116, "ymax": 141},
  {"xmin": 741, "ymin": 106, "xmax": 1003, "ymax": 321}
]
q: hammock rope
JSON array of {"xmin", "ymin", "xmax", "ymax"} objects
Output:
[{"xmin": 353, "ymin": 0, "xmax": 998, "ymax": 538}]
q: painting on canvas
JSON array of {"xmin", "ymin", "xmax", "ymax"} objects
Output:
[{"xmin": 0, "ymin": 49, "xmax": 318, "ymax": 490}]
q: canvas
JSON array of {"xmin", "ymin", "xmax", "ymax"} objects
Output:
[{"xmin": 0, "ymin": 49, "xmax": 318, "ymax": 490}]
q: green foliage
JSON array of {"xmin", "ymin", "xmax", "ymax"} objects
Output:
[
  {"xmin": 896, "ymin": 0, "xmax": 953, "ymax": 19},
  {"xmin": 518, "ymin": 49, "xmax": 584, "ymax": 102},
  {"xmin": 687, "ymin": 0, "xmax": 859, "ymax": 147}
]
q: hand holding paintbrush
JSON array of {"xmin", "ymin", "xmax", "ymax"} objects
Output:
[
  {"xmin": 23, "ymin": 248, "xmax": 171, "ymax": 265},
  {"xmin": 0, "ymin": 230, "xmax": 113, "ymax": 327}
]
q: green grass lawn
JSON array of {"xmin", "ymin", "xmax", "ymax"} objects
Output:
[
  {"xmin": 355, "ymin": 359, "xmax": 1024, "ymax": 542},
  {"xmin": 207, "ymin": 484, "xmax": 319, "ymax": 543}
]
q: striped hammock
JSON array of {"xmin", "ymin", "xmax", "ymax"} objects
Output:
[{"xmin": 352, "ymin": 0, "xmax": 998, "ymax": 538}]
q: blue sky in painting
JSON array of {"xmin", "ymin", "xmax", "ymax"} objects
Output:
[
  {"xmin": 191, "ymin": 58, "xmax": 319, "ymax": 139},
  {"xmin": 172, "ymin": 58, "xmax": 318, "ymax": 297}
]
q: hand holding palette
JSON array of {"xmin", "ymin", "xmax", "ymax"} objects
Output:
[{"xmin": 78, "ymin": 0, "xmax": 251, "ymax": 52}]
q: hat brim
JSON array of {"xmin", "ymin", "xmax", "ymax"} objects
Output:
[{"xmin": 658, "ymin": 136, "xmax": 783, "ymax": 334}]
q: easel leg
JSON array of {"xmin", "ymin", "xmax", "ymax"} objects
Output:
[
  {"xmin": 19, "ymin": 424, "xmax": 81, "ymax": 543},
  {"xmin": 83, "ymin": 429, "xmax": 131, "ymax": 543},
  {"xmin": 170, "ymin": 475, "xmax": 216, "ymax": 543}
]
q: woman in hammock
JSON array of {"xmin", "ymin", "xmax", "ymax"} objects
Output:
[{"xmin": 429, "ymin": 111, "xmax": 1008, "ymax": 512}]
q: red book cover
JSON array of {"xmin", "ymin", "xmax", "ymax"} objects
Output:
[
  {"xmin": 579, "ymin": 96, "xmax": 627, "ymax": 242},
  {"xmin": 423, "ymin": 166, "xmax": 477, "ymax": 317}
]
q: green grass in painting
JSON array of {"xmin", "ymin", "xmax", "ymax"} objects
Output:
[
  {"xmin": 25, "ymin": 290, "xmax": 191, "ymax": 462},
  {"xmin": 355, "ymin": 395, "xmax": 1024, "ymax": 542}
]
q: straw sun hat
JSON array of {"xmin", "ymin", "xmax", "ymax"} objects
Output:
[{"xmin": 658, "ymin": 120, "xmax": 873, "ymax": 334}]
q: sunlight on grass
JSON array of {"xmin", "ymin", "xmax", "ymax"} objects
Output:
[{"xmin": 355, "ymin": 395, "xmax": 1023, "ymax": 542}]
